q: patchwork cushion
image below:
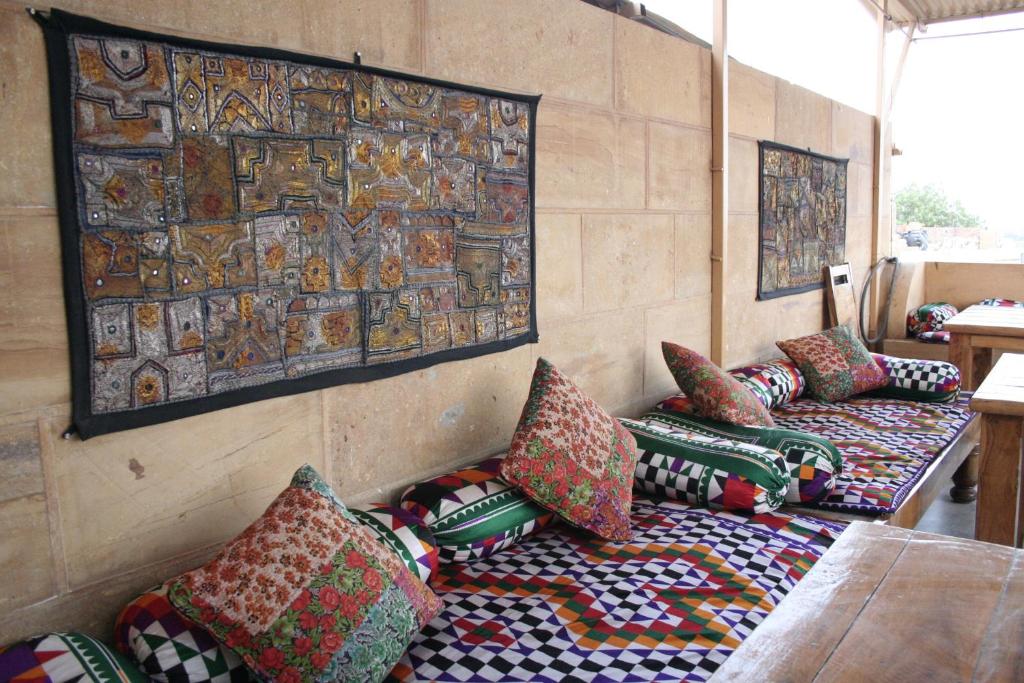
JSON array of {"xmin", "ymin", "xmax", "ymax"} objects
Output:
[
  {"xmin": 656, "ymin": 359, "xmax": 805, "ymax": 415},
  {"xmin": 870, "ymin": 353, "xmax": 961, "ymax": 403},
  {"xmin": 662, "ymin": 342, "xmax": 775, "ymax": 426},
  {"xmin": 167, "ymin": 465, "xmax": 443, "ymax": 683},
  {"xmin": 501, "ymin": 358, "xmax": 638, "ymax": 541},
  {"xmin": 400, "ymin": 457, "xmax": 555, "ymax": 564},
  {"xmin": 621, "ymin": 414, "xmax": 789, "ymax": 513},
  {"xmin": 646, "ymin": 410, "xmax": 842, "ymax": 504},
  {"xmin": 350, "ymin": 504, "xmax": 439, "ymax": 583},
  {"xmin": 916, "ymin": 330, "xmax": 950, "ymax": 344},
  {"xmin": 907, "ymin": 302, "xmax": 959, "ymax": 336},
  {"xmin": 0, "ymin": 632, "xmax": 148, "ymax": 682},
  {"xmin": 114, "ymin": 585, "xmax": 251, "ymax": 683},
  {"xmin": 776, "ymin": 325, "xmax": 888, "ymax": 402},
  {"xmin": 730, "ymin": 358, "xmax": 806, "ymax": 409},
  {"xmin": 979, "ymin": 298, "xmax": 1024, "ymax": 308}
]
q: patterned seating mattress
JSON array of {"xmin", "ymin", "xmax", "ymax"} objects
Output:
[
  {"xmin": 768, "ymin": 393, "xmax": 975, "ymax": 515},
  {"xmin": 390, "ymin": 497, "xmax": 842, "ymax": 682}
]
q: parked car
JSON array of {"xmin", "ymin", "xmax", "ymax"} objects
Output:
[{"xmin": 899, "ymin": 229, "xmax": 929, "ymax": 250}]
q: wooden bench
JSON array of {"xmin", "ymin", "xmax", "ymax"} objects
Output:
[{"xmin": 781, "ymin": 416, "xmax": 978, "ymax": 529}]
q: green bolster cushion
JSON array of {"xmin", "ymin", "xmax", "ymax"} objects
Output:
[
  {"xmin": 400, "ymin": 456, "xmax": 556, "ymax": 564},
  {"xmin": 620, "ymin": 415, "xmax": 789, "ymax": 514},
  {"xmin": 644, "ymin": 410, "xmax": 843, "ymax": 505},
  {"xmin": 0, "ymin": 632, "xmax": 149, "ymax": 682}
]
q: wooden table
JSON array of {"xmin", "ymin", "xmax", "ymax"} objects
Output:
[
  {"xmin": 970, "ymin": 353, "xmax": 1024, "ymax": 547},
  {"xmin": 945, "ymin": 304, "xmax": 1024, "ymax": 391},
  {"xmin": 711, "ymin": 522, "xmax": 1024, "ymax": 682}
]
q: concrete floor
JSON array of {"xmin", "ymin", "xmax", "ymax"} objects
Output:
[{"xmin": 914, "ymin": 490, "xmax": 976, "ymax": 539}]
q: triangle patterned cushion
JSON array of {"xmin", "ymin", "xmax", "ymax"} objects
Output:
[
  {"xmin": 114, "ymin": 585, "xmax": 252, "ymax": 683},
  {"xmin": 869, "ymin": 353, "xmax": 961, "ymax": 403},
  {"xmin": 621, "ymin": 414, "xmax": 789, "ymax": 513},
  {"xmin": 400, "ymin": 456, "xmax": 555, "ymax": 564},
  {"xmin": 167, "ymin": 464, "xmax": 442, "ymax": 683},
  {"xmin": 501, "ymin": 358, "xmax": 638, "ymax": 541},
  {"xmin": 350, "ymin": 504, "xmax": 439, "ymax": 583},
  {"xmin": 661, "ymin": 341, "xmax": 774, "ymax": 426},
  {"xmin": 0, "ymin": 632, "xmax": 148, "ymax": 683},
  {"xmin": 641, "ymin": 410, "xmax": 842, "ymax": 505}
]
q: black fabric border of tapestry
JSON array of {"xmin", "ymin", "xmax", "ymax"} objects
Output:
[
  {"xmin": 755, "ymin": 140, "xmax": 849, "ymax": 302},
  {"xmin": 35, "ymin": 9, "xmax": 541, "ymax": 440}
]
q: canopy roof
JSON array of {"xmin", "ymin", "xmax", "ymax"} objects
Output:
[{"xmin": 887, "ymin": 0, "xmax": 1024, "ymax": 24}]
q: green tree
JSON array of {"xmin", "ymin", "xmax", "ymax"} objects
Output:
[{"xmin": 894, "ymin": 183, "xmax": 984, "ymax": 227}]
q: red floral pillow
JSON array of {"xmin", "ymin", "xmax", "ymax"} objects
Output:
[
  {"xmin": 500, "ymin": 358, "xmax": 638, "ymax": 541},
  {"xmin": 776, "ymin": 325, "xmax": 889, "ymax": 401},
  {"xmin": 661, "ymin": 342, "xmax": 774, "ymax": 427},
  {"xmin": 167, "ymin": 465, "xmax": 442, "ymax": 682}
]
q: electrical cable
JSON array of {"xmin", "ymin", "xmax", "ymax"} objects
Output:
[{"xmin": 859, "ymin": 256, "xmax": 900, "ymax": 344}]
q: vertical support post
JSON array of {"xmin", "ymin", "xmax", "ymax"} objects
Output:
[
  {"xmin": 869, "ymin": 4, "xmax": 887, "ymax": 342},
  {"xmin": 710, "ymin": 0, "xmax": 728, "ymax": 366}
]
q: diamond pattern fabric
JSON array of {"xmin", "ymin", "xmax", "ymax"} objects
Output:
[{"xmin": 388, "ymin": 498, "xmax": 842, "ymax": 682}]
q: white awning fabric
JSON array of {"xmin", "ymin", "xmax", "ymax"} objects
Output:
[{"xmin": 886, "ymin": 0, "xmax": 1024, "ymax": 25}]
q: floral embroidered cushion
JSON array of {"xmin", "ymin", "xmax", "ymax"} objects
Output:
[
  {"xmin": 400, "ymin": 456, "xmax": 555, "ymax": 564},
  {"xmin": 500, "ymin": 358, "xmax": 638, "ymax": 541},
  {"xmin": 350, "ymin": 504, "xmax": 439, "ymax": 584},
  {"xmin": 776, "ymin": 325, "xmax": 889, "ymax": 402},
  {"xmin": 661, "ymin": 342, "xmax": 775, "ymax": 427},
  {"xmin": 114, "ymin": 585, "xmax": 252, "ymax": 683},
  {"xmin": 642, "ymin": 411, "xmax": 842, "ymax": 505},
  {"xmin": 167, "ymin": 465, "xmax": 442, "ymax": 683},
  {"xmin": 869, "ymin": 353, "xmax": 961, "ymax": 403},
  {"xmin": 621, "ymin": 415, "xmax": 789, "ymax": 514}
]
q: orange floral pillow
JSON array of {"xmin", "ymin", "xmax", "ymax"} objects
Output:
[
  {"xmin": 776, "ymin": 325, "xmax": 888, "ymax": 401},
  {"xmin": 662, "ymin": 342, "xmax": 774, "ymax": 427},
  {"xmin": 501, "ymin": 358, "xmax": 638, "ymax": 541},
  {"xmin": 167, "ymin": 465, "xmax": 442, "ymax": 682}
]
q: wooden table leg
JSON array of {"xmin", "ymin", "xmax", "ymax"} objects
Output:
[
  {"xmin": 976, "ymin": 414, "xmax": 1023, "ymax": 547},
  {"xmin": 950, "ymin": 333, "xmax": 974, "ymax": 391},
  {"xmin": 973, "ymin": 347, "xmax": 995, "ymax": 391},
  {"xmin": 951, "ymin": 446, "xmax": 979, "ymax": 503}
]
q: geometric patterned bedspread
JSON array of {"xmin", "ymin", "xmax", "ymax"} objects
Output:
[
  {"xmin": 769, "ymin": 393, "xmax": 975, "ymax": 515},
  {"xmin": 389, "ymin": 497, "xmax": 843, "ymax": 682}
]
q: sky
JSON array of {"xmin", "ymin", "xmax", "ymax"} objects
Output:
[{"xmin": 642, "ymin": 0, "xmax": 1024, "ymax": 234}]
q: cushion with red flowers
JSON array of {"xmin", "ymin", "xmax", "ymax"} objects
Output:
[
  {"xmin": 500, "ymin": 358, "xmax": 638, "ymax": 541},
  {"xmin": 661, "ymin": 342, "xmax": 775, "ymax": 427},
  {"xmin": 166, "ymin": 464, "xmax": 443, "ymax": 683},
  {"xmin": 777, "ymin": 325, "xmax": 889, "ymax": 402},
  {"xmin": 350, "ymin": 503, "xmax": 439, "ymax": 583},
  {"xmin": 114, "ymin": 585, "xmax": 253, "ymax": 683}
]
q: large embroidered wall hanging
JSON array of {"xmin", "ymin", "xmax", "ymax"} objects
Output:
[
  {"xmin": 757, "ymin": 141, "xmax": 847, "ymax": 300},
  {"xmin": 35, "ymin": 10, "xmax": 539, "ymax": 439}
]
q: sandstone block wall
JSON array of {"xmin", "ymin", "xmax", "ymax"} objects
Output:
[{"xmin": 0, "ymin": 0, "xmax": 873, "ymax": 642}]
